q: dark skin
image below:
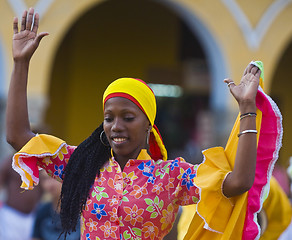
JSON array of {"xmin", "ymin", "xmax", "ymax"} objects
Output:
[
  {"xmin": 104, "ymin": 97, "xmax": 151, "ymax": 170},
  {"xmin": 7, "ymin": 8, "xmax": 259, "ymax": 198},
  {"xmin": 6, "ymin": 8, "xmax": 47, "ymax": 150}
]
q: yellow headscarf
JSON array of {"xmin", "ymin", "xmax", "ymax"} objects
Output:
[{"xmin": 103, "ymin": 77, "xmax": 167, "ymax": 161}]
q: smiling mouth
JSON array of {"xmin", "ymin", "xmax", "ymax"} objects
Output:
[{"xmin": 112, "ymin": 137, "xmax": 127, "ymax": 144}]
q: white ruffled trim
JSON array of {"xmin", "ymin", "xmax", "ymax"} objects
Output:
[
  {"xmin": 192, "ymin": 152, "xmax": 224, "ymax": 234},
  {"xmin": 252, "ymin": 86, "xmax": 283, "ymax": 240},
  {"xmin": 12, "ymin": 142, "xmax": 67, "ymax": 189}
]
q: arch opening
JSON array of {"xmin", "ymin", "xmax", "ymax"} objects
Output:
[{"xmin": 45, "ymin": 0, "xmax": 227, "ymax": 163}]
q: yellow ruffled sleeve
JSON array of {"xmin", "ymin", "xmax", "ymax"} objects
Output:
[{"xmin": 12, "ymin": 134, "xmax": 68, "ymax": 190}]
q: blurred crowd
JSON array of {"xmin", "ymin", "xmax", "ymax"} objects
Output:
[
  {"xmin": 0, "ymin": 153, "xmax": 80, "ymax": 240},
  {"xmin": 1, "ymin": 151, "xmax": 292, "ymax": 240}
]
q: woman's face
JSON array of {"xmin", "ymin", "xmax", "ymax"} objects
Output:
[{"xmin": 103, "ymin": 97, "xmax": 151, "ymax": 162}]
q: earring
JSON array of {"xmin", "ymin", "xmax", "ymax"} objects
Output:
[
  {"xmin": 100, "ymin": 130, "xmax": 109, "ymax": 147},
  {"xmin": 146, "ymin": 128, "xmax": 151, "ymax": 145}
]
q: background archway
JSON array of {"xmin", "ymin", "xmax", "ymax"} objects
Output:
[{"xmin": 45, "ymin": 0, "xmax": 227, "ymax": 163}]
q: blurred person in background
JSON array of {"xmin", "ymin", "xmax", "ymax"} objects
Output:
[
  {"xmin": 278, "ymin": 157, "xmax": 292, "ymax": 239},
  {"xmin": 0, "ymin": 153, "xmax": 42, "ymax": 240},
  {"xmin": 31, "ymin": 170, "xmax": 80, "ymax": 240},
  {"xmin": 259, "ymin": 176, "xmax": 292, "ymax": 240}
]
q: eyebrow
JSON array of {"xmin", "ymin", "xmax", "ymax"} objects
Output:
[{"xmin": 104, "ymin": 108, "xmax": 137, "ymax": 114}]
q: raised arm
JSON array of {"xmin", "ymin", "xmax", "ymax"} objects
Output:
[
  {"xmin": 222, "ymin": 63, "xmax": 260, "ymax": 197},
  {"xmin": 6, "ymin": 8, "xmax": 48, "ymax": 151}
]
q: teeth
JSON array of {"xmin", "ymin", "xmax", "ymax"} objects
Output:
[{"xmin": 113, "ymin": 138, "xmax": 126, "ymax": 142}]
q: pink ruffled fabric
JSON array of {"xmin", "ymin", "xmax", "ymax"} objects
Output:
[
  {"xmin": 187, "ymin": 86, "xmax": 283, "ymax": 240},
  {"xmin": 243, "ymin": 86, "xmax": 283, "ymax": 239}
]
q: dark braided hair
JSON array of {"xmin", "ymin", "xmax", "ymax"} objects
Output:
[{"xmin": 59, "ymin": 123, "xmax": 110, "ymax": 238}]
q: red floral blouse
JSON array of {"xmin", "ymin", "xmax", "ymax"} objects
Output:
[{"xmin": 37, "ymin": 144, "xmax": 200, "ymax": 240}]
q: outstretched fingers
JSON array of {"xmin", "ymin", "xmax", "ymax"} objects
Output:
[
  {"xmin": 20, "ymin": 10, "xmax": 28, "ymax": 31},
  {"xmin": 31, "ymin": 13, "xmax": 40, "ymax": 34},
  {"xmin": 26, "ymin": 8, "xmax": 34, "ymax": 31},
  {"xmin": 34, "ymin": 12, "xmax": 49, "ymax": 44},
  {"xmin": 16, "ymin": 9, "xmax": 48, "ymax": 42},
  {"xmin": 13, "ymin": 17, "xmax": 19, "ymax": 34}
]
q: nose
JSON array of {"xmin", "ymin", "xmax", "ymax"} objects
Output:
[{"xmin": 111, "ymin": 117, "xmax": 124, "ymax": 132}]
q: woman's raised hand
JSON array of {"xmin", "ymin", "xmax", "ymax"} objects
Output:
[
  {"xmin": 12, "ymin": 8, "xmax": 48, "ymax": 62},
  {"xmin": 222, "ymin": 63, "xmax": 261, "ymax": 197},
  {"xmin": 6, "ymin": 8, "xmax": 48, "ymax": 151},
  {"xmin": 224, "ymin": 63, "xmax": 261, "ymax": 113}
]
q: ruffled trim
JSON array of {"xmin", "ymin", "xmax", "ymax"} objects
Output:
[
  {"xmin": 194, "ymin": 153, "xmax": 222, "ymax": 234},
  {"xmin": 242, "ymin": 86, "xmax": 283, "ymax": 240},
  {"xmin": 12, "ymin": 134, "xmax": 66, "ymax": 190},
  {"xmin": 193, "ymin": 147, "xmax": 237, "ymax": 234},
  {"xmin": 190, "ymin": 86, "xmax": 282, "ymax": 239}
]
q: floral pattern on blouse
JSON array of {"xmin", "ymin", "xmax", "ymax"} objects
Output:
[{"xmin": 37, "ymin": 146, "xmax": 200, "ymax": 240}]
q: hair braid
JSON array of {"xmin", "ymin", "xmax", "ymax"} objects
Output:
[{"xmin": 59, "ymin": 123, "xmax": 110, "ymax": 237}]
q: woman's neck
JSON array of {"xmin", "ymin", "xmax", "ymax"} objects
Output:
[{"xmin": 115, "ymin": 155, "xmax": 131, "ymax": 170}]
